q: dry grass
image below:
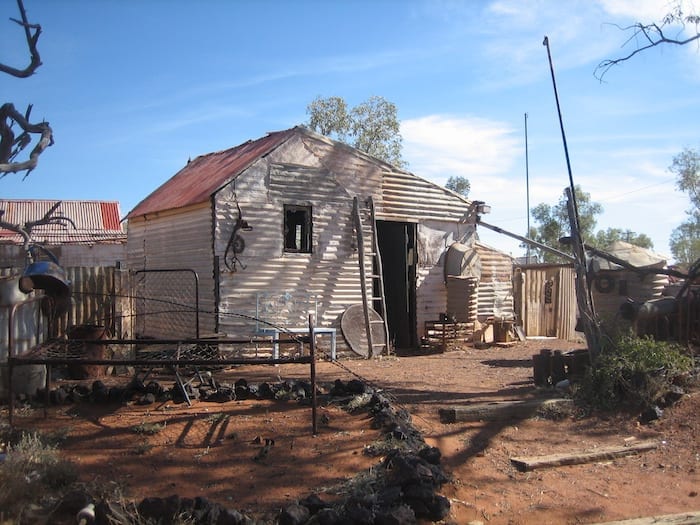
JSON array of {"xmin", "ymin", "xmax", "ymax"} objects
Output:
[{"xmin": 0, "ymin": 431, "xmax": 78, "ymax": 522}]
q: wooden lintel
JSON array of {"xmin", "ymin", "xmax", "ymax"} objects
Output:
[
  {"xmin": 510, "ymin": 440, "xmax": 658, "ymax": 472},
  {"xmin": 438, "ymin": 398, "xmax": 573, "ymax": 423}
]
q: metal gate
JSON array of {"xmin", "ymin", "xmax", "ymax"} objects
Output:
[{"xmin": 132, "ymin": 269, "xmax": 200, "ymax": 339}]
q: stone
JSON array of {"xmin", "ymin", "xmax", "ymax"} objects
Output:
[
  {"xmin": 312, "ymin": 507, "xmax": 342, "ymax": 525},
  {"xmin": 216, "ymin": 507, "xmax": 246, "ymax": 525},
  {"xmin": 418, "ymin": 446, "xmax": 441, "ymax": 465},
  {"xmin": 279, "ymin": 503, "xmax": 310, "ymax": 525},
  {"xmin": 374, "ymin": 504, "xmax": 417, "ymax": 525},
  {"xmin": 299, "ymin": 494, "xmax": 328, "ymax": 514}
]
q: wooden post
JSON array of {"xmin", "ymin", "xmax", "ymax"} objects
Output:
[
  {"xmin": 309, "ymin": 314, "xmax": 317, "ymax": 436},
  {"xmin": 565, "ymin": 188, "xmax": 601, "ymax": 360}
]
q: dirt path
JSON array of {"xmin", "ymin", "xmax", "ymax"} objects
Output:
[{"xmin": 4, "ymin": 338, "xmax": 699, "ymax": 524}]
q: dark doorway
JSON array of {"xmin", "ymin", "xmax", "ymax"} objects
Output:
[{"xmin": 377, "ymin": 220, "xmax": 417, "ymax": 349}]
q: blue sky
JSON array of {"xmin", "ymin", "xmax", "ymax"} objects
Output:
[{"xmin": 1, "ymin": 0, "xmax": 698, "ymax": 260}]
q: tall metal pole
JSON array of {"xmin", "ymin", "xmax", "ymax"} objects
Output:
[
  {"xmin": 543, "ymin": 36, "xmax": 581, "ymax": 233},
  {"xmin": 543, "ymin": 36, "xmax": 601, "ymax": 360},
  {"xmin": 524, "ymin": 112, "xmax": 531, "ymax": 262}
]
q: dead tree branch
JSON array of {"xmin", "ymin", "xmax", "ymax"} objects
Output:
[
  {"xmin": 0, "ymin": 0, "xmax": 43, "ymax": 78},
  {"xmin": 0, "ymin": 0, "xmax": 52, "ymax": 178},
  {"xmin": 595, "ymin": 5, "xmax": 700, "ymax": 80},
  {"xmin": 0, "ymin": 103, "xmax": 53, "ymax": 177},
  {"xmin": 0, "ymin": 200, "xmax": 75, "ymax": 253}
]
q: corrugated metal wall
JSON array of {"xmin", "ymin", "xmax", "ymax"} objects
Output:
[
  {"xmin": 475, "ymin": 243, "xmax": 515, "ymax": 321},
  {"xmin": 556, "ymin": 266, "xmax": 577, "ymax": 341},
  {"xmin": 0, "ymin": 244, "xmax": 125, "ymax": 269},
  {"xmin": 415, "ymin": 223, "xmax": 477, "ymax": 338},
  {"xmin": 591, "ymin": 269, "xmax": 668, "ymax": 328},
  {"xmin": 214, "ymin": 154, "xmax": 365, "ymax": 350},
  {"xmin": 211, "ymin": 135, "xmax": 478, "ymax": 353},
  {"xmin": 515, "ymin": 264, "xmax": 577, "ymax": 340},
  {"xmin": 379, "ymin": 170, "xmax": 473, "ymax": 223},
  {"xmin": 126, "ymin": 203, "xmax": 216, "ymax": 336}
]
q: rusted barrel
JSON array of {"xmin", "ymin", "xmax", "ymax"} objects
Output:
[
  {"xmin": 67, "ymin": 324, "xmax": 110, "ymax": 379},
  {"xmin": 532, "ymin": 349, "xmax": 552, "ymax": 386}
]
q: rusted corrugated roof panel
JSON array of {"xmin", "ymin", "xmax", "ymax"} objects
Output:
[
  {"xmin": 0, "ymin": 199, "xmax": 125, "ymax": 245},
  {"xmin": 127, "ymin": 128, "xmax": 296, "ymax": 219}
]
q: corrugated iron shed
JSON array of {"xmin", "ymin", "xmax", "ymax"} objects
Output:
[
  {"xmin": 127, "ymin": 127, "xmax": 474, "ymax": 224},
  {"xmin": 127, "ymin": 128, "xmax": 296, "ymax": 219},
  {"xmin": 0, "ymin": 199, "xmax": 125, "ymax": 245}
]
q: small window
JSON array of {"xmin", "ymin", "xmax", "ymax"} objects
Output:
[{"xmin": 284, "ymin": 205, "xmax": 312, "ymax": 253}]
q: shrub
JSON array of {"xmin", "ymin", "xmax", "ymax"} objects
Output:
[
  {"xmin": 0, "ymin": 431, "xmax": 78, "ymax": 519},
  {"xmin": 574, "ymin": 333, "xmax": 693, "ymax": 411}
]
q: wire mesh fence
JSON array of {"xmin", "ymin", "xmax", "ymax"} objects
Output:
[{"xmin": 132, "ymin": 269, "xmax": 199, "ymax": 340}]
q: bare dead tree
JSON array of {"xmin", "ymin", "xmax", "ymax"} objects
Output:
[
  {"xmin": 0, "ymin": 0, "xmax": 53, "ymax": 178},
  {"xmin": 595, "ymin": 3, "xmax": 700, "ymax": 80}
]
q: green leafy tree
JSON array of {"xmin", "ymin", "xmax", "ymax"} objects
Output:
[
  {"xmin": 592, "ymin": 228, "xmax": 653, "ymax": 250},
  {"xmin": 445, "ymin": 176, "xmax": 470, "ymax": 198},
  {"xmin": 669, "ymin": 146, "xmax": 700, "ymax": 264},
  {"xmin": 670, "ymin": 214, "xmax": 700, "ymax": 266},
  {"xmin": 305, "ymin": 96, "xmax": 349, "ymax": 141},
  {"xmin": 526, "ymin": 185, "xmax": 603, "ymax": 262},
  {"xmin": 306, "ymin": 95, "xmax": 405, "ymax": 168},
  {"xmin": 672, "ymin": 146, "xmax": 700, "ymax": 208}
]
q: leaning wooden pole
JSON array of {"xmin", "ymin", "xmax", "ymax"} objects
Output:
[{"xmin": 544, "ymin": 36, "xmax": 602, "ymax": 360}]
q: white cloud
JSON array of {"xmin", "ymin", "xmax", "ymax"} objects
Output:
[
  {"xmin": 401, "ymin": 114, "xmax": 520, "ymax": 183},
  {"xmin": 597, "ymin": 0, "xmax": 682, "ymax": 21}
]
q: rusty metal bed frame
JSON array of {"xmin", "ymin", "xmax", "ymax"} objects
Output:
[{"xmin": 6, "ymin": 320, "xmax": 320, "ymax": 434}]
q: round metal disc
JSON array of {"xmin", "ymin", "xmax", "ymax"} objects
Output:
[{"xmin": 341, "ymin": 304, "xmax": 386, "ymax": 358}]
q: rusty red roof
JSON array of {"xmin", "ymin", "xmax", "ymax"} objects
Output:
[
  {"xmin": 0, "ymin": 199, "xmax": 126, "ymax": 245},
  {"xmin": 127, "ymin": 128, "xmax": 297, "ymax": 219}
]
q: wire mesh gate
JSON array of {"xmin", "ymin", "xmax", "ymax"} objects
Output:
[{"xmin": 132, "ymin": 269, "xmax": 200, "ymax": 339}]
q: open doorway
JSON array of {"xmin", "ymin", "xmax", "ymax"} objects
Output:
[{"xmin": 376, "ymin": 220, "xmax": 417, "ymax": 350}]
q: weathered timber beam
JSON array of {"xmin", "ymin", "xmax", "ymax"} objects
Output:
[
  {"xmin": 510, "ymin": 440, "xmax": 658, "ymax": 471},
  {"xmin": 438, "ymin": 398, "xmax": 573, "ymax": 423},
  {"xmin": 476, "ymin": 219, "xmax": 575, "ymax": 262},
  {"xmin": 590, "ymin": 511, "xmax": 700, "ymax": 525}
]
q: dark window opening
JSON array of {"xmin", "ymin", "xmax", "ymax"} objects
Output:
[{"xmin": 284, "ymin": 205, "xmax": 312, "ymax": 253}]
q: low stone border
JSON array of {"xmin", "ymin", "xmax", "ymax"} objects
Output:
[{"xmin": 26, "ymin": 378, "xmax": 452, "ymax": 524}]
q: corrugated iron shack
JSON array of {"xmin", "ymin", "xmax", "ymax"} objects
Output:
[
  {"xmin": 0, "ymin": 199, "xmax": 126, "ymax": 268},
  {"xmin": 589, "ymin": 241, "xmax": 669, "ymax": 329},
  {"xmin": 125, "ymin": 127, "xmax": 488, "ymax": 354}
]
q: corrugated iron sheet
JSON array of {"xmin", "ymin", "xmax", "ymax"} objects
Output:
[
  {"xmin": 379, "ymin": 170, "xmax": 472, "ymax": 222},
  {"xmin": 475, "ymin": 242, "xmax": 515, "ymax": 321},
  {"xmin": 516, "ymin": 264, "xmax": 577, "ymax": 340},
  {"xmin": 0, "ymin": 199, "xmax": 125, "ymax": 245},
  {"xmin": 127, "ymin": 204, "xmax": 216, "ymax": 336},
  {"xmin": 213, "ymin": 159, "xmax": 365, "ymax": 349},
  {"xmin": 127, "ymin": 129, "xmax": 297, "ymax": 219},
  {"xmin": 591, "ymin": 269, "xmax": 668, "ymax": 327}
]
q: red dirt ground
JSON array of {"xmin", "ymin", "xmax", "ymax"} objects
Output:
[{"xmin": 3, "ymin": 338, "xmax": 699, "ymax": 524}]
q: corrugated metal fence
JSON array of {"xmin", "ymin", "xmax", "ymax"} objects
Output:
[{"xmin": 514, "ymin": 264, "xmax": 578, "ymax": 341}]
